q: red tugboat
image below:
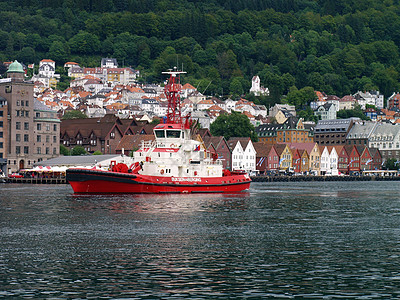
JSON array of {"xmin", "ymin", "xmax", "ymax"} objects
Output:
[{"xmin": 66, "ymin": 69, "xmax": 251, "ymax": 193}]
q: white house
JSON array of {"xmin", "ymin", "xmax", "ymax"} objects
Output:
[
  {"xmin": 228, "ymin": 137, "xmax": 256, "ymax": 175},
  {"xmin": 83, "ymin": 78, "xmax": 104, "ymax": 94},
  {"xmin": 314, "ymin": 103, "xmax": 337, "ymax": 120},
  {"xmin": 224, "ymin": 98, "xmax": 237, "ymax": 112},
  {"xmin": 181, "ymin": 83, "xmax": 197, "ymax": 98},
  {"xmin": 197, "ymin": 99, "xmax": 215, "ymax": 111},
  {"xmin": 319, "ymin": 146, "xmax": 330, "ymax": 175},
  {"xmin": 319, "ymin": 146, "xmax": 338, "ymax": 175},
  {"xmin": 38, "ymin": 59, "xmax": 56, "ymax": 78},
  {"xmin": 328, "ymin": 146, "xmax": 339, "ymax": 175},
  {"xmin": 101, "ymin": 58, "xmax": 118, "ymax": 68},
  {"xmin": 141, "ymin": 98, "xmax": 160, "ymax": 114}
]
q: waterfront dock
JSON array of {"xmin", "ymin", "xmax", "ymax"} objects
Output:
[
  {"xmin": 250, "ymin": 175, "xmax": 400, "ymax": 182},
  {"xmin": 2, "ymin": 177, "xmax": 67, "ymax": 184},
  {"xmin": 2, "ymin": 175, "xmax": 400, "ymax": 184}
]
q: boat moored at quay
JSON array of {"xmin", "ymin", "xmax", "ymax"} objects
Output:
[{"xmin": 66, "ymin": 69, "xmax": 251, "ymax": 194}]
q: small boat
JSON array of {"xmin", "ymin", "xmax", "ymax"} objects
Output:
[{"xmin": 66, "ymin": 69, "xmax": 251, "ymax": 194}]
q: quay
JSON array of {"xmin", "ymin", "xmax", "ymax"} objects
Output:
[
  {"xmin": 2, "ymin": 177, "xmax": 67, "ymax": 184},
  {"xmin": 250, "ymin": 175, "xmax": 400, "ymax": 182},
  {"xmin": 2, "ymin": 175, "xmax": 400, "ymax": 184}
]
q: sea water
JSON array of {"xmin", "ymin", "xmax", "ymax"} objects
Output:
[{"xmin": 1, "ymin": 182, "xmax": 400, "ymax": 298}]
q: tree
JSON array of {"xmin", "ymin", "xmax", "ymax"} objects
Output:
[
  {"xmin": 71, "ymin": 146, "xmax": 87, "ymax": 156},
  {"xmin": 210, "ymin": 111, "xmax": 258, "ymax": 142},
  {"xmin": 150, "ymin": 118, "xmax": 161, "ymax": 125},
  {"xmin": 68, "ymin": 30, "xmax": 101, "ymax": 55},
  {"xmin": 48, "ymin": 40, "xmax": 68, "ymax": 65},
  {"xmin": 385, "ymin": 158, "xmax": 398, "ymax": 170},
  {"xmin": 229, "ymin": 77, "xmax": 244, "ymax": 97},
  {"xmin": 16, "ymin": 47, "xmax": 36, "ymax": 64},
  {"xmin": 337, "ymin": 105, "xmax": 369, "ymax": 120},
  {"xmin": 298, "ymin": 107, "xmax": 319, "ymax": 123},
  {"xmin": 60, "ymin": 144, "xmax": 70, "ymax": 156},
  {"xmin": 285, "ymin": 86, "xmax": 317, "ymax": 109},
  {"xmin": 62, "ymin": 110, "xmax": 88, "ymax": 119}
]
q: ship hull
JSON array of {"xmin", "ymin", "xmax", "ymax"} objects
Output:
[{"xmin": 66, "ymin": 168, "xmax": 251, "ymax": 194}]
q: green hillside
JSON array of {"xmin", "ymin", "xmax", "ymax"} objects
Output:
[{"xmin": 1, "ymin": 0, "xmax": 400, "ymax": 107}]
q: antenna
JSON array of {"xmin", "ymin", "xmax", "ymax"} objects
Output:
[
  {"xmin": 162, "ymin": 69, "xmax": 187, "ymax": 126},
  {"xmin": 202, "ymin": 81, "xmax": 212, "ymax": 94},
  {"xmin": 196, "ymin": 81, "xmax": 201, "ymax": 90}
]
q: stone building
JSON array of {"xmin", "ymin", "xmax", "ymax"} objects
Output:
[
  {"xmin": 0, "ymin": 60, "xmax": 60, "ymax": 174},
  {"xmin": 0, "ymin": 95, "xmax": 8, "ymax": 173}
]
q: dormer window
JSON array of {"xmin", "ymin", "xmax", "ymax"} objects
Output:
[{"xmin": 110, "ymin": 132, "xmax": 115, "ymax": 139}]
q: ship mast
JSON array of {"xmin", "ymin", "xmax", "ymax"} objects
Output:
[{"xmin": 162, "ymin": 68, "xmax": 189, "ymax": 128}]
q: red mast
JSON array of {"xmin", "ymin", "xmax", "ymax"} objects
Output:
[{"xmin": 162, "ymin": 68, "xmax": 188, "ymax": 127}]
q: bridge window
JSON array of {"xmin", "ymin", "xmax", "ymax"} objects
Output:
[
  {"xmin": 155, "ymin": 130, "xmax": 165, "ymax": 138},
  {"xmin": 166, "ymin": 130, "xmax": 181, "ymax": 138}
]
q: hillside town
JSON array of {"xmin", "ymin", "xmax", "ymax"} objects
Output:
[{"xmin": 1, "ymin": 58, "xmax": 400, "ymax": 176}]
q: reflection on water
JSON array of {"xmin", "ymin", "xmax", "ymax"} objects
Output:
[
  {"xmin": 70, "ymin": 191, "xmax": 250, "ymax": 214},
  {"xmin": 1, "ymin": 182, "xmax": 400, "ymax": 298}
]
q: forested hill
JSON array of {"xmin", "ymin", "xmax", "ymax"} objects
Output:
[{"xmin": 1, "ymin": 0, "xmax": 400, "ymax": 107}]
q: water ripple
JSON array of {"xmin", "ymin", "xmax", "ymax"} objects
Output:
[{"xmin": 1, "ymin": 182, "xmax": 400, "ymax": 298}]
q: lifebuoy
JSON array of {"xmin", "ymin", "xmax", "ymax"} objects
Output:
[
  {"xmin": 160, "ymin": 169, "xmax": 164, "ymax": 174},
  {"xmin": 194, "ymin": 171, "xmax": 197, "ymax": 176},
  {"xmin": 170, "ymin": 144, "xmax": 175, "ymax": 148}
]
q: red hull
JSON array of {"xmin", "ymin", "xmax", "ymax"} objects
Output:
[{"xmin": 67, "ymin": 168, "xmax": 251, "ymax": 194}]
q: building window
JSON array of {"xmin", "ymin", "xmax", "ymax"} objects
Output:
[
  {"xmin": 0, "ymin": 132, "xmax": 2, "ymax": 138},
  {"xmin": 53, "ymin": 136, "xmax": 56, "ymax": 143},
  {"xmin": 37, "ymin": 123, "xmax": 41, "ymax": 130},
  {"xmin": 53, "ymin": 147, "xmax": 56, "ymax": 154},
  {"xmin": 37, "ymin": 147, "xmax": 41, "ymax": 154},
  {"xmin": 24, "ymin": 146, "xmax": 29, "ymax": 154},
  {"xmin": 53, "ymin": 124, "xmax": 57, "ymax": 131},
  {"xmin": 26, "ymin": 101, "xmax": 29, "ymax": 107},
  {"xmin": 16, "ymin": 146, "xmax": 21, "ymax": 154},
  {"xmin": 46, "ymin": 124, "xmax": 50, "ymax": 131},
  {"xmin": 37, "ymin": 135, "xmax": 41, "ymax": 142},
  {"xmin": 24, "ymin": 122, "xmax": 29, "ymax": 130},
  {"xmin": 0, "ymin": 142, "xmax": 2, "ymax": 148},
  {"xmin": 16, "ymin": 134, "xmax": 21, "ymax": 142},
  {"xmin": 46, "ymin": 147, "xmax": 49, "ymax": 154},
  {"xmin": 24, "ymin": 134, "xmax": 29, "ymax": 142},
  {"xmin": 46, "ymin": 135, "xmax": 50, "ymax": 143},
  {"xmin": 36, "ymin": 112, "xmax": 40, "ymax": 118},
  {"xmin": 16, "ymin": 122, "xmax": 21, "ymax": 130}
]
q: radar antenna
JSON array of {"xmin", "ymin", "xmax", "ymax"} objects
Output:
[{"xmin": 162, "ymin": 68, "xmax": 190, "ymax": 128}]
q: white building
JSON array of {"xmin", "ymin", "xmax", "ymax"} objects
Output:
[
  {"xmin": 101, "ymin": 58, "xmax": 118, "ymax": 68},
  {"xmin": 314, "ymin": 103, "xmax": 337, "ymax": 120},
  {"xmin": 224, "ymin": 98, "xmax": 237, "ymax": 112},
  {"xmin": 249, "ymin": 75, "xmax": 269, "ymax": 96},
  {"xmin": 319, "ymin": 146, "xmax": 339, "ymax": 175},
  {"xmin": 228, "ymin": 137, "xmax": 256, "ymax": 174},
  {"xmin": 353, "ymin": 91, "xmax": 384, "ymax": 109}
]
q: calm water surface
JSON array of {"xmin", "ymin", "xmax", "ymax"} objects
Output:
[{"xmin": 1, "ymin": 182, "xmax": 400, "ymax": 299}]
